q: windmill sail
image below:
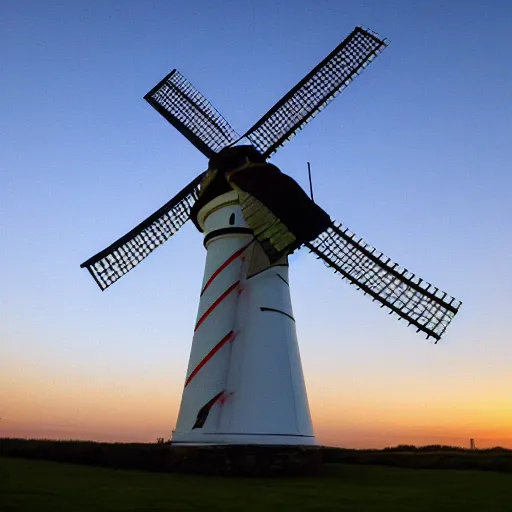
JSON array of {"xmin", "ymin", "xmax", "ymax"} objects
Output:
[
  {"xmin": 80, "ymin": 174, "xmax": 204, "ymax": 290},
  {"xmin": 144, "ymin": 70, "xmax": 240, "ymax": 158},
  {"xmin": 243, "ymin": 27, "xmax": 388, "ymax": 158},
  {"xmin": 306, "ymin": 222, "xmax": 461, "ymax": 340}
]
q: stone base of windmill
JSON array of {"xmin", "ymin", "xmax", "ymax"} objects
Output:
[{"xmin": 167, "ymin": 444, "xmax": 323, "ymax": 476}]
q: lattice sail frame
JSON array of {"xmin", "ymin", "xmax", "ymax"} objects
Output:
[
  {"xmin": 80, "ymin": 174, "xmax": 204, "ymax": 290},
  {"xmin": 306, "ymin": 223, "xmax": 461, "ymax": 340},
  {"xmin": 144, "ymin": 70, "xmax": 240, "ymax": 158},
  {"xmin": 244, "ymin": 27, "xmax": 388, "ymax": 157}
]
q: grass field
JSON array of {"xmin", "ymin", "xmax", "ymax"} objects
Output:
[{"xmin": 1, "ymin": 457, "xmax": 510, "ymax": 511}]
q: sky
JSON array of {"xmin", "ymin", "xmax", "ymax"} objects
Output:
[{"xmin": 1, "ymin": 0, "xmax": 511, "ymax": 449}]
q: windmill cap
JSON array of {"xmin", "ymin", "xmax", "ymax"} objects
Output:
[
  {"xmin": 190, "ymin": 146, "xmax": 279, "ymax": 231},
  {"xmin": 207, "ymin": 145, "xmax": 266, "ymax": 174}
]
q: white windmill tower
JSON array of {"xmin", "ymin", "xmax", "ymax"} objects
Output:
[{"xmin": 81, "ymin": 27, "xmax": 461, "ymax": 448}]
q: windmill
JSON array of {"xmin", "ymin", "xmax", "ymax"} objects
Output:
[{"xmin": 81, "ymin": 27, "xmax": 461, "ymax": 446}]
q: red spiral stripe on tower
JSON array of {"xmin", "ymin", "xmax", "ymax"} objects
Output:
[
  {"xmin": 185, "ymin": 331, "xmax": 235, "ymax": 387},
  {"xmin": 200, "ymin": 240, "xmax": 253, "ymax": 296},
  {"xmin": 194, "ymin": 281, "xmax": 240, "ymax": 332}
]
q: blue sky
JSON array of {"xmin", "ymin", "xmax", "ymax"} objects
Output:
[{"xmin": 1, "ymin": 0, "xmax": 511, "ymax": 447}]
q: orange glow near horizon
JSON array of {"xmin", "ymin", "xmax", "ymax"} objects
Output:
[{"xmin": 2, "ymin": 358, "xmax": 510, "ymax": 449}]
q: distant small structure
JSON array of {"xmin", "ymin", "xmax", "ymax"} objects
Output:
[{"xmin": 470, "ymin": 438, "xmax": 476, "ymax": 450}]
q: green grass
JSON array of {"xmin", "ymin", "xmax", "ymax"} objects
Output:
[{"xmin": 1, "ymin": 457, "xmax": 510, "ymax": 511}]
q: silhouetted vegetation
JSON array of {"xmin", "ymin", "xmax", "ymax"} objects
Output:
[
  {"xmin": 0, "ymin": 438, "xmax": 172, "ymax": 473},
  {"xmin": 322, "ymin": 445, "xmax": 512, "ymax": 473},
  {"xmin": 0, "ymin": 438, "xmax": 321, "ymax": 476},
  {"xmin": 1, "ymin": 438, "xmax": 511, "ymax": 474}
]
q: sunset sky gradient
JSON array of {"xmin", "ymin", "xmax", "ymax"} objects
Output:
[{"xmin": 2, "ymin": 0, "xmax": 511, "ymax": 448}]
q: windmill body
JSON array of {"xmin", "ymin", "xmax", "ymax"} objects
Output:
[
  {"xmin": 173, "ymin": 191, "xmax": 314, "ymax": 445},
  {"xmin": 81, "ymin": 27, "xmax": 461, "ymax": 448}
]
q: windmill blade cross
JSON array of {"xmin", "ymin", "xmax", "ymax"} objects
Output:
[
  {"xmin": 144, "ymin": 70, "xmax": 240, "ymax": 158},
  {"xmin": 243, "ymin": 27, "xmax": 388, "ymax": 158},
  {"xmin": 80, "ymin": 173, "xmax": 204, "ymax": 290},
  {"xmin": 306, "ymin": 222, "xmax": 461, "ymax": 341}
]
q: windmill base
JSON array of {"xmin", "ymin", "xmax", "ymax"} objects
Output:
[{"xmin": 167, "ymin": 444, "xmax": 322, "ymax": 476}]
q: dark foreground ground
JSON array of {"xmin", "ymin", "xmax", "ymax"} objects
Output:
[{"xmin": 1, "ymin": 457, "xmax": 511, "ymax": 512}]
